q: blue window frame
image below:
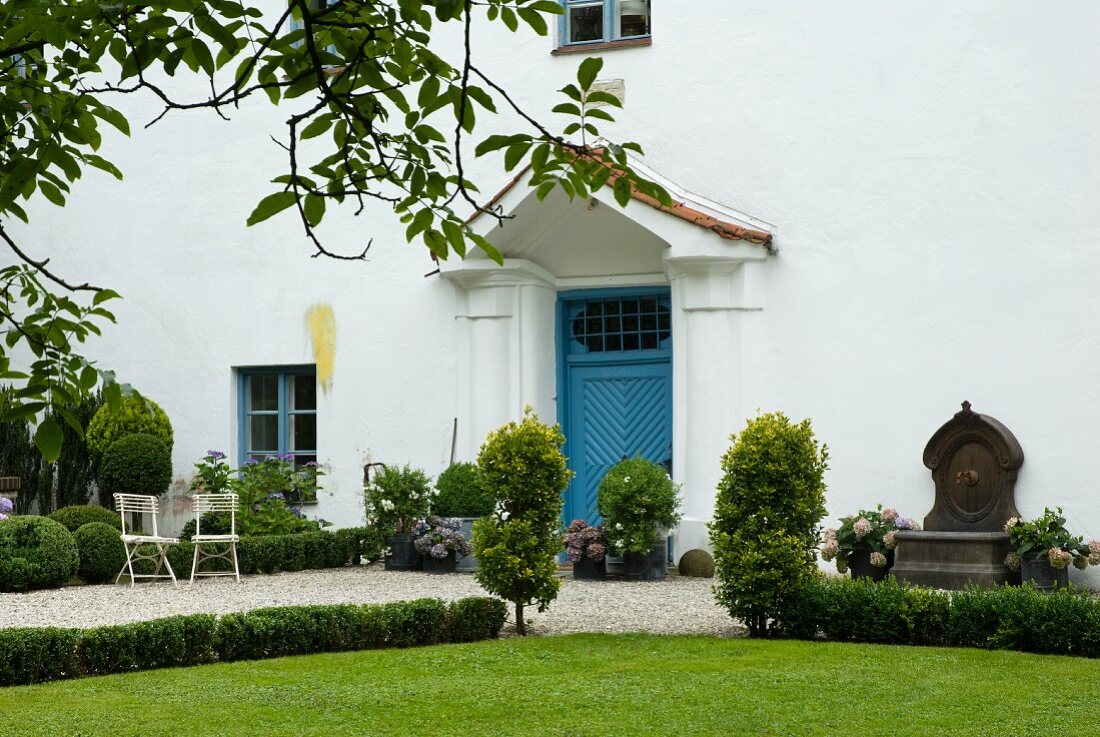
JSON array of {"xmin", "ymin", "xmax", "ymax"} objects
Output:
[
  {"xmin": 237, "ymin": 365, "xmax": 317, "ymax": 472},
  {"xmin": 559, "ymin": 0, "xmax": 651, "ymax": 47}
]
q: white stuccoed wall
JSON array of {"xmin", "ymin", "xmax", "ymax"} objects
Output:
[{"xmin": 9, "ymin": 1, "xmax": 1100, "ymax": 582}]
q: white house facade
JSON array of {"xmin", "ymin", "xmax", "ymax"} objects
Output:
[{"xmin": 12, "ymin": 2, "xmax": 1100, "ymax": 580}]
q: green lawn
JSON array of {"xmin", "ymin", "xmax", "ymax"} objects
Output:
[{"xmin": 1, "ymin": 633, "xmax": 1094, "ymax": 736}]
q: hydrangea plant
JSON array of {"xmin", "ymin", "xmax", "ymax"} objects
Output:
[
  {"xmin": 562, "ymin": 519, "xmax": 607, "ymax": 562},
  {"xmin": 1003, "ymin": 507, "xmax": 1100, "ymax": 572},
  {"xmin": 821, "ymin": 505, "xmax": 919, "ymax": 574},
  {"xmin": 412, "ymin": 516, "xmax": 471, "ymax": 559},
  {"xmin": 0, "ymin": 496, "xmax": 12, "ymax": 521}
]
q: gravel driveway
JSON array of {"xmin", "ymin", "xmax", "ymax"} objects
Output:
[{"xmin": 0, "ymin": 564, "xmax": 743, "ymax": 637}]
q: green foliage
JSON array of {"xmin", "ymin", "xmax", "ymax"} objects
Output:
[
  {"xmin": 710, "ymin": 412, "xmax": 829, "ymax": 636},
  {"xmin": 85, "ymin": 396, "xmax": 173, "ymax": 459},
  {"xmin": 130, "ymin": 530, "xmax": 362, "ymax": 578},
  {"xmin": 97, "ymin": 433, "xmax": 172, "ymax": 498},
  {"xmin": 0, "ymin": 596, "xmax": 504, "ymax": 686},
  {"xmin": 432, "ymin": 462, "xmax": 493, "ymax": 518},
  {"xmin": 72, "ymin": 521, "xmax": 125, "ymax": 584},
  {"xmin": 49, "ymin": 504, "xmax": 120, "ymax": 532},
  {"xmin": 776, "ymin": 576, "xmax": 1100, "ymax": 658},
  {"xmin": 597, "ymin": 457, "xmax": 681, "ymax": 555},
  {"xmin": 0, "ymin": 515, "xmax": 79, "ymax": 592},
  {"xmin": 364, "ymin": 464, "xmax": 432, "ymax": 534},
  {"xmin": 474, "ymin": 409, "xmax": 572, "ymax": 635},
  {"xmin": 1005, "ymin": 507, "xmax": 1096, "ymax": 571}
]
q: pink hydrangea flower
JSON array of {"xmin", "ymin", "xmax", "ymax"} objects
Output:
[
  {"xmin": 881, "ymin": 508, "xmax": 898, "ymax": 524},
  {"xmin": 869, "ymin": 551, "xmax": 888, "ymax": 568},
  {"xmin": 883, "ymin": 530, "xmax": 897, "ymax": 551},
  {"xmin": 853, "ymin": 517, "xmax": 873, "ymax": 540},
  {"xmin": 1073, "ymin": 555, "xmax": 1089, "ymax": 571},
  {"xmin": 821, "ymin": 539, "xmax": 839, "ymax": 561},
  {"xmin": 1004, "ymin": 552, "xmax": 1021, "ymax": 572},
  {"xmin": 823, "ymin": 527, "xmax": 837, "ymax": 541},
  {"xmin": 1089, "ymin": 552, "xmax": 1100, "ymax": 567},
  {"xmin": 1089, "ymin": 540, "xmax": 1100, "ymax": 555},
  {"xmin": 1004, "ymin": 517, "xmax": 1019, "ymax": 534},
  {"xmin": 1048, "ymin": 547, "xmax": 1073, "ymax": 570}
]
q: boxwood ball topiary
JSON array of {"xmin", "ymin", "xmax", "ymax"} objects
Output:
[
  {"xmin": 678, "ymin": 549, "xmax": 716, "ymax": 578},
  {"xmin": 98, "ymin": 433, "xmax": 173, "ymax": 497},
  {"xmin": 0, "ymin": 516, "xmax": 80, "ymax": 592},
  {"xmin": 85, "ymin": 395, "xmax": 174, "ymax": 459},
  {"xmin": 433, "ymin": 462, "xmax": 494, "ymax": 518},
  {"xmin": 49, "ymin": 504, "xmax": 122, "ymax": 533},
  {"xmin": 73, "ymin": 522, "xmax": 127, "ymax": 584}
]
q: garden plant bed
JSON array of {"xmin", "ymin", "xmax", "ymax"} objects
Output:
[
  {"xmin": 0, "ymin": 564, "xmax": 736, "ymax": 636},
  {"xmin": 3, "ymin": 634, "xmax": 1100, "ymax": 736}
]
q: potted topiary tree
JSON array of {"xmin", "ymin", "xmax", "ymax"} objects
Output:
[
  {"xmin": 364, "ymin": 464, "xmax": 432, "ymax": 571},
  {"xmin": 432, "ymin": 461, "xmax": 493, "ymax": 572},
  {"xmin": 598, "ymin": 457, "xmax": 681, "ymax": 581},
  {"xmin": 473, "ymin": 408, "xmax": 572, "ymax": 635}
]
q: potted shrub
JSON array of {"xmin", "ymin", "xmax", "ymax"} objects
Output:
[
  {"xmin": 432, "ymin": 462, "xmax": 493, "ymax": 572},
  {"xmin": 1003, "ymin": 507, "xmax": 1100, "ymax": 590},
  {"xmin": 412, "ymin": 515, "xmax": 472, "ymax": 574},
  {"xmin": 821, "ymin": 505, "xmax": 918, "ymax": 581},
  {"xmin": 562, "ymin": 519, "xmax": 607, "ymax": 580},
  {"xmin": 364, "ymin": 464, "xmax": 432, "ymax": 571},
  {"xmin": 598, "ymin": 457, "xmax": 681, "ymax": 581}
]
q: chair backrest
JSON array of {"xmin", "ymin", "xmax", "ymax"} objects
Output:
[
  {"xmin": 193, "ymin": 493, "xmax": 237, "ymax": 536},
  {"xmin": 114, "ymin": 493, "xmax": 160, "ymax": 537}
]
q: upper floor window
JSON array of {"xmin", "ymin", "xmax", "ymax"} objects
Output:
[
  {"xmin": 238, "ymin": 366, "xmax": 317, "ymax": 472},
  {"xmin": 560, "ymin": 0, "xmax": 651, "ymax": 46}
]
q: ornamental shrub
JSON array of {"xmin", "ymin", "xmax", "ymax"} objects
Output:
[
  {"xmin": 432, "ymin": 462, "xmax": 493, "ymax": 518},
  {"xmin": 710, "ymin": 412, "xmax": 828, "ymax": 637},
  {"xmin": 598, "ymin": 457, "xmax": 681, "ymax": 555},
  {"xmin": 73, "ymin": 522, "xmax": 126, "ymax": 584},
  {"xmin": 364, "ymin": 464, "xmax": 432, "ymax": 534},
  {"xmin": 98, "ymin": 433, "xmax": 173, "ymax": 497},
  {"xmin": 0, "ymin": 516, "xmax": 80, "ymax": 592},
  {"xmin": 49, "ymin": 504, "xmax": 122, "ymax": 533},
  {"xmin": 473, "ymin": 409, "xmax": 572, "ymax": 635},
  {"xmin": 85, "ymin": 395, "xmax": 174, "ymax": 459}
]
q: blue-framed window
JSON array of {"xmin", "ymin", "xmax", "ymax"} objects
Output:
[
  {"xmin": 237, "ymin": 366, "xmax": 317, "ymax": 471},
  {"xmin": 559, "ymin": 0, "xmax": 651, "ymax": 46}
]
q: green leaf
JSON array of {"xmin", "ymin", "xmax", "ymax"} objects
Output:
[
  {"xmin": 304, "ymin": 194, "xmax": 326, "ymax": 228},
  {"xmin": 246, "ymin": 191, "xmax": 297, "ymax": 226},
  {"xmin": 613, "ymin": 176, "xmax": 632, "ymax": 207},
  {"xmin": 577, "ymin": 57, "xmax": 603, "ymax": 92},
  {"xmin": 34, "ymin": 416, "xmax": 64, "ymax": 463}
]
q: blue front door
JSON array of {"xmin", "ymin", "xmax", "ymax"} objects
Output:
[{"xmin": 558, "ymin": 289, "xmax": 673, "ymax": 526}]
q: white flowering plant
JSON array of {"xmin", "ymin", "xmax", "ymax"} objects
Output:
[
  {"xmin": 1002, "ymin": 507, "xmax": 1100, "ymax": 573},
  {"xmin": 597, "ymin": 457, "xmax": 681, "ymax": 555},
  {"xmin": 821, "ymin": 505, "xmax": 918, "ymax": 574},
  {"xmin": 363, "ymin": 464, "xmax": 432, "ymax": 534}
]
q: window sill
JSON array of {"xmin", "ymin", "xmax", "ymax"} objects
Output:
[{"xmin": 551, "ymin": 37, "xmax": 651, "ymax": 55}]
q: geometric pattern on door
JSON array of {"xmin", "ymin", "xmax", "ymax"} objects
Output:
[{"xmin": 567, "ymin": 368, "xmax": 672, "ymax": 525}]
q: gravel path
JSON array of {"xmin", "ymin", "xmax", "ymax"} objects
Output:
[{"xmin": 0, "ymin": 564, "xmax": 742, "ymax": 637}]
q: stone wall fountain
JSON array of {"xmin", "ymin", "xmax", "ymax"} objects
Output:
[{"xmin": 892, "ymin": 401, "xmax": 1023, "ymax": 589}]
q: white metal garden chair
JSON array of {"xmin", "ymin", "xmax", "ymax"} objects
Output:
[
  {"xmin": 114, "ymin": 493, "xmax": 179, "ymax": 586},
  {"xmin": 190, "ymin": 493, "xmax": 240, "ymax": 583}
]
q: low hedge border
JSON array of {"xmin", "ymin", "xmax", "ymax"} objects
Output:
[
  {"xmin": 776, "ymin": 575, "xmax": 1100, "ymax": 657},
  {"xmin": 0, "ymin": 596, "xmax": 507, "ymax": 686},
  {"xmin": 126, "ymin": 527, "xmax": 386, "ymax": 580}
]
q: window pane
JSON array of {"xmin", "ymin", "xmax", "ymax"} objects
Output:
[
  {"xmin": 290, "ymin": 374, "xmax": 316, "ymax": 411},
  {"xmin": 617, "ymin": 0, "xmax": 650, "ymax": 38},
  {"xmin": 249, "ymin": 415, "xmax": 278, "ymax": 452},
  {"xmin": 249, "ymin": 375, "xmax": 278, "ymax": 412},
  {"xmin": 569, "ymin": 3, "xmax": 604, "ymax": 43},
  {"xmin": 290, "ymin": 413, "xmax": 317, "ymax": 452}
]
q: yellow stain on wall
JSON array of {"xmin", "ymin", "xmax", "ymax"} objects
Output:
[{"xmin": 306, "ymin": 303, "xmax": 336, "ymax": 395}]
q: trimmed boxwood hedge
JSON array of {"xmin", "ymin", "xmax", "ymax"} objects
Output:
[
  {"xmin": 0, "ymin": 516, "xmax": 80, "ymax": 592},
  {"xmin": 73, "ymin": 522, "xmax": 126, "ymax": 584},
  {"xmin": 0, "ymin": 597, "xmax": 507, "ymax": 686},
  {"xmin": 775, "ymin": 575, "xmax": 1100, "ymax": 658}
]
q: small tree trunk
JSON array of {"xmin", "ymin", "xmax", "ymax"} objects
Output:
[{"xmin": 515, "ymin": 602, "xmax": 526, "ymax": 636}]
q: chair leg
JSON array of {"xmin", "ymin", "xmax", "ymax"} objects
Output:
[
  {"xmin": 231, "ymin": 542, "xmax": 240, "ymax": 582},
  {"xmin": 190, "ymin": 541, "xmax": 201, "ymax": 583},
  {"xmin": 160, "ymin": 543, "xmax": 178, "ymax": 586},
  {"xmin": 116, "ymin": 541, "xmax": 134, "ymax": 586}
]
